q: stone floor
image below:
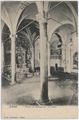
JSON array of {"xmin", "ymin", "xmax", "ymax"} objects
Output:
[{"xmin": 2, "ymin": 75, "xmax": 78, "ymax": 106}]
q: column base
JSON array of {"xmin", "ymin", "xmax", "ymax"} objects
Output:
[
  {"xmin": 10, "ymin": 81, "xmax": 16, "ymax": 85},
  {"xmin": 48, "ymin": 74, "xmax": 51, "ymax": 78},
  {"xmin": 36, "ymin": 99, "xmax": 53, "ymax": 105}
]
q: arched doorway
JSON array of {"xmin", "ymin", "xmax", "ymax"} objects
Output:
[
  {"xmin": 50, "ymin": 33, "xmax": 63, "ymax": 74},
  {"xmin": 2, "ymin": 22, "xmax": 11, "ymax": 85},
  {"xmin": 16, "ymin": 18, "xmax": 39, "ymax": 80}
]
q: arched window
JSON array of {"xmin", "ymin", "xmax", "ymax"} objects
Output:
[
  {"xmin": 2, "ymin": 24, "xmax": 11, "ymax": 65},
  {"xmin": 73, "ymin": 52, "xmax": 78, "ymax": 69},
  {"xmin": 50, "ymin": 33, "xmax": 62, "ymax": 59}
]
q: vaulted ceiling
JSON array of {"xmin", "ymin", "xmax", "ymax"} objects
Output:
[{"xmin": 1, "ymin": 1, "xmax": 78, "ymax": 37}]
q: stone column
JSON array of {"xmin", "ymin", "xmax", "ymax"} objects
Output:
[
  {"xmin": 48, "ymin": 42, "xmax": 51, "ymax": 77},
  {"xmin": 64, "ymin": 34, "xmax": 68, "ymax": 73},
  {"xmin": 1, "ymin": 41, "xmax": 4, "ymax": 74},
  {"xmin": 10, "ymin": 34, "xmax": 16, "ymax": 85},
  {"xmin": 70, "ymin": 45, "xmax": 73, "ymax": 72},
  {"xmin": 37, "ymin": 14, "xmax": 49, "ymax": 102},
  {"xmin": 62, "ymin": 44, "xmax": 66, "ymax": 71},
  {"xmin": 71, "ymin": 32, "xmax": 78, "ymax": 72},
  {"xmin": 66, "ymin": 45, "xmax": 71, "ymax": 73},
  {"xmin": 66, "ymin": 40, "xmax": 72, "ymax": 73},
  {"xmin": 31, "ymin": 45, "xmax": 35, "ymax": 72},
  {"xmin": 70, "ymin": 41, "xmax": 73, "ymax": 73}
]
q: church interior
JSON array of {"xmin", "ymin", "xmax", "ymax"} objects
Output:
[{"xmin": 1, "ymin": 1, "xmax": 78, "ymax": 105}]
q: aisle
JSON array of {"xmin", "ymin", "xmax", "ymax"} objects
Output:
[{"xmin": 2, "ymin": 76, "xmax": 78, "ymax": 105}]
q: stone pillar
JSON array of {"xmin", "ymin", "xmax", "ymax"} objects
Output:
[
  {"xmin": 10, "ymin": 34, "xmax": 16, "ymax": 85},
  {"xmin": 70, "ymin": 44, "xmax": 72, "ymax": 73},
  {"xmin": 70, "ymin": 45, "xmax": 73, "ymax": 72},
  {"xmin": 64, "ymin": 34, "xmax": 68, "ymax": 73},
  {"xmin": 66, "ymin": 39, "xmax": 73, "ymax": 73},
  {"xmin": 62, "ymin": 44, "xmax": 66, "ymax": 71},
  {"xmin": 71, "ymin": 32, "xmax": 78, "ymax": 72},
  {"xmin": 66, "ymin": 45, "xmax": 71, "ymax": 73},
  {"xmin": 48, "ymin": 42, "xmax": 51, "ymax": 77},
  {"xmin": 38, "ymin": 14, "xmax": 49, "ymax": 102},
  {"xmin": 66, "ymin": 36, "xmax": 73, "ymax": 73},
  {"xmin": 1, "ymin": 41, "xmax": 4, "ymax": 74},
  {"xmin": 31, "ymin": 45, "xmax": 35, "ymax": 72}
]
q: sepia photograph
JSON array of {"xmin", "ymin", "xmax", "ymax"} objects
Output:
[{"xmin": 1, "ymin": 0, "xmax": 78, "ymax": 119}]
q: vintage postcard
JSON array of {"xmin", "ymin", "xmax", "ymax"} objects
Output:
[{"xmin": 1, "ymin": 0, "xmax": 78, "ymax": 119}]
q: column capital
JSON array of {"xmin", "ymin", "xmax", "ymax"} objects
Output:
[
  {"xmin": 10, "ymin": 34, "xmax": 17, "ymax": 39},
  {"xmin": 36, "ymin": 13, "xmax": 47, "ymax": 23}
]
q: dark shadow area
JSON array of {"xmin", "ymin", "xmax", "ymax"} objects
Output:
[
  {"xmin": 2, "ymin": 77, "xmax": 10, "ymax": 87},
  {"xmin": 51, "ymin": 71, "xmax": 78, "ymax": 80},
  {"xmin": 7, "ymin": 95, "xmax": 78, "ymax": 106},
  {"xmin": 9, "ymin": 95, "xmax": 38, "ymax": 106},
  {"xmin": 50, "ymin": 96, "xmax": 78, "ymax": 105},
  {"xmin": 5, "ymin": 87, "xmax": 77, "ymax": 106}
]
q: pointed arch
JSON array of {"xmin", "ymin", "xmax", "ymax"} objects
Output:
[
  {"xmin": 1, "ymin": 4, "xmax": 12, "ymax": 32},
  {"xmin": 48, "ymin": 1, "xmax": 77, "ymax": 32},
  {"xmin": 1, "ymin": 18, "xmax": 11, "ymax": 33},
  {"xmin": 16, "ymin": 2, "xmax": 38, "ymax": 30},
  {"xmin": 1, "ymin": 20, "xmax": 11, "ymax": 45},
  {"xmin": 64, "ymin": 1, "xmax": 77, "ymax": 28},
  {"xmin": 49, "ymin": 21, "xmax": 75, "ymax": 41}
]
